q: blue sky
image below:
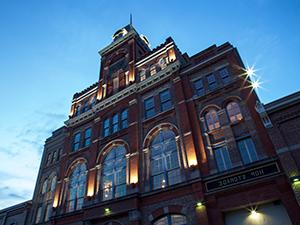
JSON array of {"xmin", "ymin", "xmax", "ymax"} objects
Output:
[{"xmin": 0, "ymin": 0, "xmax": 299, "ymax": 209}]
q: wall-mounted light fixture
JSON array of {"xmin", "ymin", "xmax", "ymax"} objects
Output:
[{"xmin": 290, "ymin": 175, "xmax": 300, "ymax": 184}]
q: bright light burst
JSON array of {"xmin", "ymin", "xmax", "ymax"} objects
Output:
[
  {"xmin": 246, "ymin": 65, "xmax": 256, "ymax": 78},
  {"xmin": 251, "ymin": 78, "xmax": 262, "ymax": 90}
]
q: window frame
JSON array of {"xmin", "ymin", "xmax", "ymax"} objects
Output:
[
  {"xmin": 214, "ymin": 145, "xmax": 232, "ymax": 172},
  {"xmin": 207, "ymin": 73, "xmax": 217, "ymax": 90},
  {"xmin": 83, "ymin": 127, "xmax": 92, "ymax": 147},
  {"xmin": 159, "ymin": 89, "xmax": 172, "ymax": 112},
  {"xmin": 237, "ymin": 137, "xmax": 258, "ymax": 164},
  {"xmin": 144, "ymin": 97, "xmax": 156, "ymax": 119},
  {"xmin": 205, "ymin": 109, "xmax": 220, "ymax": 131},
  {"xmin": 193, "ymin": 78, "xmax": 204, "ymax": 96},
  {"xmin": 72, "ymin": 132, "xmax": 81, "ymax": 152},
  {"xmin": 121, "ymin": 109, "xmax": 128, "ymax": 129},
  {"xmin": 226, "ymin": 101, "xmax": 243, "ymax": 123},
  {"xmin": 103, "ymin": 118, "xmax": 110, "ymax": 137},
  {"xmin": 219, "ymin": 67, "xmax": 231, "ymax": 84}
]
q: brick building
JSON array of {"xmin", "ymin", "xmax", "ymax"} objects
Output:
[{"xmin": 23, "ymin": 25, "xmax": 300, "ymax": 224}]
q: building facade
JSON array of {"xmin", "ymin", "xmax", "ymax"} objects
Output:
[
  {"xmin": 19, "ymin": 25, "xmax": 300, "ymax": 224},
  {"xmin": 0, "ymin": 201, "xmax": 31, "ymax": 225}
]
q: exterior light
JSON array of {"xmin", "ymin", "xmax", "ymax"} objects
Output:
[
  {"xmin": 104, "ymin": 207, "xmax": 111, "ymax": 214},
  {"xmin": 196, "ymin": 202, "xmax": 203, "ymax": 207},
  {"xmin": 290, "ymin": 175, "xmax": 300, "ymax": 183},
  {"xmin": 250, "ymin": 210, "xmax": 257, "ymax": 216},
  {"xmin": 246, "ymin": 66, "xmax": 256, "ymax": 78},
  {"xmin": 251, "ymin": 79, "xmax": 262, "ymax": 90}
]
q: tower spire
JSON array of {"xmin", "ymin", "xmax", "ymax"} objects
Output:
[{"xmin": 130, "ymin": 13, "xmax": 133, "ymax": 26}]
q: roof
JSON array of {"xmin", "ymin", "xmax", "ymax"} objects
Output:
[{"xmin": 265, "ymin": 91, "xmax": 300, "ymax": 113}]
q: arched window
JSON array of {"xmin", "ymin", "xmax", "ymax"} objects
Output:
[
  {"xmin": 150, "ymin": 129, "xmax": 181, "ymax": 190},
  {"xmin": 153, "ymin": 214, "xmax": 187, "ymax": 225},
  {"xmin": 67, "ymin": 163, "xmax": 87, "ymax": 212},
  {"xmin": 159, "ymin": 57, "xmax": 168, "ymax": 70},
  {"xmin": 50, "ymin": 176, "xmax": 57, "ymax": 193},
  {"xmin": 226, "ymin": 102, "xmax": 243, "ymax": 123},
  {"xmin": 101, "ymin": 145, "xmax": 127, "ymax": 201},
  {"xmin": 205, "ymin": 109, "xmax": 220, "ymax": 131},
  {"xmin": 42, "ymin": 179, "xmax": 48, "ymax": 194}
]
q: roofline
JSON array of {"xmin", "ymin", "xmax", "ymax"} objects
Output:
[
  {"xmin": 0, "ymin": 200, "xmax": 32, "ymax": 213},
  {"xmin": 265, "ymin": 91, "xmax": 300, "ymax": 113}
]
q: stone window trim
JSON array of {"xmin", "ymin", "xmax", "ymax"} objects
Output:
[{"xmin": 149, "ymin": 205, "xmax": 185, "ymax": 223}]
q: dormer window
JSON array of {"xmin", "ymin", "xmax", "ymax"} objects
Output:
[
  {"xmin": 140, "ymin": 70, "xmax": 146, "ymax": 81},
  {"xmin": 159, "ymin": 57, "xmax": 168, "ymax": 70},
  {"xmin": 150, "ymin": 65, "xmax": 157, "ymax": 76},
  {"xmin": 113, "ymin": 76, "xmax": 119, "ymax": 92}
]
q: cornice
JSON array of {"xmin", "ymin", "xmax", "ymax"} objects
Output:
[{"xmin": 65, "ymin": 61, "xmax": 181, "ymax": 127}]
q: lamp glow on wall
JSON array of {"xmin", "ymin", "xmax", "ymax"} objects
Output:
[
  {"xmin": 130, "ymin": 156, "xmax": 138, "ymax": 184},
  {"xmin": 187, "ymin": 147, "xmax": 198, "ymax": 167},
  {"xmin": 52, "ymin": 191, "xmax": 59, "ymax": 208},
  {"xmin": 87, "ymin": 172, "xmax": 95, "ymax": 197},
  {"xmin": 168, "ymin": 48, "xmax": 176, "ymax": 62}
]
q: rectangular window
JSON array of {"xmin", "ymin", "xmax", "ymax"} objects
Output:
[
  {"xmin": 214, "ymin": 146, "xmax": 232, "ymax": 172},
  {"xmin": 219, "ymin": 67, "xmax": 230, "ymax": 84},
  {"xmin": 150, "ymin": 65, "xmax": 156, "ymax": 76},
  {"xmin": 207, "ymin": 73, "xmax": 217, "ymax": 90},
  {"xmin": 35, "ymin": 206, "xmax": 42, "ymax": 224},
  {"xmin": 237, "ymin": 138, "xmax": 258, "ymax": 164},
  {"xmin": 193, "ymin": 79, "xmax": 204, "ymax": 96},
  {"xmin": 72, "ymin": 133, "xmax": 81, "ymax": 151},
  {"xmin": 84, "ymin": 128, "xmax": 92, "ymax": 147},
  {"xmin": 44, "ymin": 204, "xmax": 52, "ymax": 222},
  {"xmin": 113, "ymin": 77, "xmax": 119, "ymax": 92},
  {"xmin": 144, "ymin": 97, "xmax": 155, "ymax": 119},
  {"xmin": 140, "ymin": 70, "xmax": 146, "ymax": 81},
  {"xmin": 103, "ymin": 118, "xmax": 110, "ymax": 137},
  {"xmin": 160, "ymin": 89, "xmax": 172, "ymax": 111},
  {"xmin": 121, "ymin": 109, "xmax": 128, "ymax": 129},
  {"xmin": 46, "ymin": 153, "xmax": 51, "ymax": 166},
  {"xmin": 52, "ymin": 151, "xmax": 57, "ymax": 163},
  {"xmin": 112, "ymin": 114, "xmax": 119, "ymax": 133}
]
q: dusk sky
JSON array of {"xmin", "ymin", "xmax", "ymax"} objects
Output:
[{"xmin": 0, "ymin": 1, "xmax": 299, "ymax": 209}]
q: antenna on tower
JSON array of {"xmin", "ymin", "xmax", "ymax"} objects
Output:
[{"xmin": 130, "ymin": 13, "xmax": 133, "ymax": 26}]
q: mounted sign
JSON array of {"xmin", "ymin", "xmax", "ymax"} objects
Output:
[{"xmin": 205, "ymin": 162, "xmax": 280, "ymax": 192}]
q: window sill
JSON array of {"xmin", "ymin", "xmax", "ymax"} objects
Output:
[{"xmin": 142, "ymin": 107, "xmax": 175, "ymax": 123}]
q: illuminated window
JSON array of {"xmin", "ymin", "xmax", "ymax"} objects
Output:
[
  {"xmin": 103, "ymin": 118, "xmax": 110, "ymax": 137},
  {"xmin": 67, "ymin": 163, "xmax": 87, "ymax": 212},
  {"xmin": 112, "ymin": 114, "xmax": 119, "ymax": 133},
  {"xmin": 160, "ymin": 89, "xmax": 172, "ymax": 112},
  {"xmin": 72, "ymin": 133, "xmax": 81, "ymax": 152},
  {"xmin": 237, "ymin": 138, "xmax": 258, "ymax": 164},
  {"xmin": 35, "ymin": 206, "xmax": 42, "ymax": 224},
  {"xmin": 83, "ymin": 128, "xmax": 92, "ymax": 147},
  {"xmin": 75, "ymin": 105, "xmax": 81, "ymax": 116},
  {"xmin": 140, "ymin": 70, "xmax": 146, "ymax": 81},
  {"xmin": 153, "ymin": 214, "xmax": 187, "ymax": 225},
  {"xmin": 150, "ymin": 65, "xmax": 157, "ymax": 76},
  {"xmin": 207, "ymin": 73, "xmax": 217, "ymax": 90},
  {"xmin": 144, "ymin": 97, "xmax": 155, "ymax": 119},
  {"xmin": 227, "ymin": 102, "xmax": 243, "ymax": 123},
  {"xmin": 214, "ymin": 146, "xmax": 232, "ymax": 172},
  {"xmin": 101, "ymin": 146, "xmax": 127, "ymax": 201},
  {"xmin": 193, "ymin": 79, "xmax": 204, "ymax": 96},
  {"xmin": 121, "ymin": 109, "xmax": 128, "ymax": 129},
  {"xmin": 150, "ymin": 129, "xmax": 181, "ymax": 190},
  {"xmin": 219, "ymin": 67, "xmax": 230, "ymax": 84},
  {"xmin": 205, "ymin": 109, "xmax": 220, "ymax": 131}
]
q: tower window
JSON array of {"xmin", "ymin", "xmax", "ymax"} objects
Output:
[
  {"xmin": 140, "ymin": 70, "xmax": 146, "ymax": 81},
  {"xmin": 150, "ymin": 65, "xmax": 157, "ymax": 76},
  {"xmin": 113, "ymin": 77, "xmax": 119, "ymax": 92}
]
